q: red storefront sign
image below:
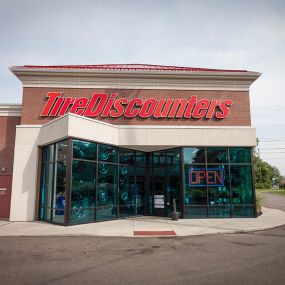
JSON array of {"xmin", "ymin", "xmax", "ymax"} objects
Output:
[{"xmin": 40, "ymin": 92, "xmax": 233, "ymax": 119}]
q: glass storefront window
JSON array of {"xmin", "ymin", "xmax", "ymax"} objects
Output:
[
  {"xmin": 119, "ymin": 165, "xmax": 135, "ymax": 217},
  {"xmin": 40, "ymin": 142, "xmax": 254, "ymax": 225},
  {"xmin": 184, "ymin": 165, "xmax": 207, "ymax": 208},
  {"xmin": 183, "ymin": 147, "xmax": 254, "ymax": 218},
  {"xmin": 184, "ymin": 148, "xmax": 206, "ymax": 164},
  {"xmin": 71, "ymin": 160, "xmax": 96, "ymax": 224},
  {"xmin": 43, "ymin": 145, "xmax": 54, "ymax": 163},
  {"xmin": 119, "ymin": 148, "xmax": 135, "ymax": 165},
  {"xmin": 98, "ymin": 144, "xmax": 117, "ymax": 163},
  {"xmin": 97, "ymin": 163, "xmax": 118, "ymax": 221},
  {"xmin": 136, "ymin": 152, "xmax": 147, "ymax": 167},
  {"xmin": 55, "ymin": 140, "xmax": 68, "ymax": 161},
  {"xmin": 73, "ymin": 139, "xmax": 97, "ymax": 161},
  {"xmin": 51, "ymin": 161, "xmax": 66, "ymax": 224},
  {"xmin": 153, "ymin": 150, "xmax": 165, "ymax": 167},
  {"xmin": 40, "ymin": 162, "xmax": 53, "ymax": 221},
  {"xmin": 136, "ymin": 167, "xmax": 146, "ymax": 215},
  {"xmin": 185, "ymin": 187, "xmax": 207, "ymax": 206},
  {"xmin": 230, "ymin": 148, "xmax": 251, "ymax": 163},
  {"xmin": 166, "ymin": 148, "xmax": 180, "ymax": 166},
  {"xmin": 231, "ymin": 165, "xmax": 253, "ymax": 206},
  {"xmin": 206, "ymin": 148, "xmax": 228, "ymax": 163},
  {"xmin": 184, "ymin": 206, "xmax": 208, "ymax": 218},
  {"xmin": 232, "ymin": 205, "xmax": 254, "ymax": 217},
  {"xmin": 166, "ymin": 165, "xmax": 180, "ymax": 214},
  {"xmin": 207, "ymin": 165, "xmax": 230, "ymax": 218}
]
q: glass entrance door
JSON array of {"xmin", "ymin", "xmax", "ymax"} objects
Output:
[{"xmin": 153, "ymin": 177, "xmax": 166, "ymax": 216}]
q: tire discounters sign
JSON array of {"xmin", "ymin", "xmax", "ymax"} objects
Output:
[{"xmin": 40, "ymin": 92, "xmax": 233, "ymax": 119}]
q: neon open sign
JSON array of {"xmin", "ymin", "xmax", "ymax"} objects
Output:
[{"xmin": 189, "ymin": 168, "xmax": 224, "ymax": 187}]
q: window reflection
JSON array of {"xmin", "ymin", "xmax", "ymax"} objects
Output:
[
  {"xmin": 230, "ymin": 148, "xmax": 251, "ymax": 163},
  {"xmin": 153, "ymin": 150, "xmax": 165, "ymax": 167},
  {"xmin": 119, "ymin": 166, "xmax": 135, "ymax": 217},
  {"xmin": 119, "ymin": 149, "xmax": 135, "ymax": 165},
  {"xmin": 97, "ymin": 163, "xmax": 118, "ymax": 221},
  {"xmin": 52, "ymin": 161, "xmax": 66, "ymax": 224},
  {"xmin": 40, "ymin": 142, "xmax": 255, "ymax": 224},
  {"xmin": 166, "ymin": 148, "xmax": 180, "ymax": 166},
  {"xmin": 231, "ymin": 165, "xmax": 253, "ymax": 205},
  {"xmin": 206, "ymin": 148, "xmax": 228, "ymax": 163},
  {"xmin": 71, "ymin": 160, "xmax": 96, "ymax": 224},
  {"xmin": 183, "ymin": 147, "xmax": 254, "ymax": 218},
  {"xmin": 184, "ymin": 148, "xmax": 206, "ymax": 164},
  {"xmin": 55, "ymin": 140, "xmax": 68, "ymax": 161},
  {"xmin": 73, "ymin": 140, "xmax": 97, "ymax": 160},
  {"xmin": 98, "ymin": 144, "xmax": 117, "ymax": 163}
]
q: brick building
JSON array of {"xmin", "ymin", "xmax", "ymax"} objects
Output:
[{"xmin": 0, "ymin": 64, "xmax": 260, "ymax": 225}]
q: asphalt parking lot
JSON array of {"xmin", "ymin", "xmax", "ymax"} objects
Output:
[
  {"xmin": 261, "ymin": 192, "xmax": 285, "ymax": 211},
  {"xmin": 0, "ymin": 225, "xmax": 284, "ymax": 285}
]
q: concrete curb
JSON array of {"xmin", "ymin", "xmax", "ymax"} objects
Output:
[{"xmin": 0, "ymin": 207, "xmax": 284, "ymax": 238}]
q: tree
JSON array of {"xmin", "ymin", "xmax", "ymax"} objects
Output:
[{"xmin": 254, "ymin": 139, "xmax": 284, "ymax": 189}]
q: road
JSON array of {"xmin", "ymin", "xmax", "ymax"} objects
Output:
[
  {"xmin": 0, "ymin": 225, "xmax": 285, "ymax": 285},
  {"xmin": 261, "ymin": 192, "xmax": 285, "ymax": 211}
]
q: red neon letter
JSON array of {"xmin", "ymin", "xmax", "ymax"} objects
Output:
[
  {"xmin": 190, "ymin": 171, "xmax": 198, "ymax": 184},
  {"xmin": 207, "ymin": 171, "xmax": 215, "ymax": 184},
  {"xmin": 197, "ymin": 170, "xmax": 206, "ymax": 183},
  {"xmin": 215, "ymin": 170, "xmax": 223, "ymax": 184}
]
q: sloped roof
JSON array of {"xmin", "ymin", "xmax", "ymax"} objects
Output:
[{"xmin": 18, "ymin": 63, "xmax": 248, "ymax": 73}]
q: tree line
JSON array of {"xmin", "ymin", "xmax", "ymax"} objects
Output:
[{"xmin": 254, "ymin": 141, "xmax": 284, "ymax": 189}]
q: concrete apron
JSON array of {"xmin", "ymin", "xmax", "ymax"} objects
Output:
[{"xmin": 0, "ymin": 207, "xmax": 285, "ymax": 237}]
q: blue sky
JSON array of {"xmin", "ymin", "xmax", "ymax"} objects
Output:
[{"xmin": 1, "ymin": 0, "xmax": 285, "ymax": 174}]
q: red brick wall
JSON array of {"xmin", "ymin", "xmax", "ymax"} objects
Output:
[
  {"xmin": 21, "ymin": 87, "xmax": 251, "ymax": 126},
  {"xmin": 0, "ymin": 116, "xmax": 21, "ymax": 218}
]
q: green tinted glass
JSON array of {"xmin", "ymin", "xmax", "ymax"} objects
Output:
[
  {"xmin": 98, "ymin": 144, "xmax": 117, "ymax": 163},
  {"xmin": 73, "ymin": 139, "xmax": 97, "ymax": 161},
  {"xmin": 184, "ymin": 148, "xmax": 206, "ymax": 164},
  {"xmin": 71, "ymin": 160, "xmax": 96, "ymax": 224},
  {"xmin": 207, "ymin": 148, "xmax": 228, "ymax": 163},
  {"xmin": 119, "ymin": 148, "xmax": 135, "ymax": 165},
  {"xmin": 230, "ymin": 148, "xmax": 251, "ymax": 163},
  {"xmin": 231, "ymin": 165, "xmax": 253, "ymax": 205}
]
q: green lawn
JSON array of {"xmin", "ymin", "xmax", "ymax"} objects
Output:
[{"xmin": 256, "ymin": 188, "xmax": 285, "ymax": 196}]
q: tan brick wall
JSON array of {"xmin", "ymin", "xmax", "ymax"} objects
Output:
[{"xmin": 21, "ymin": 87, "xmax": 251, "ymax": 126}]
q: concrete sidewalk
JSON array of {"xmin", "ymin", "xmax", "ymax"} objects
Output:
[{"xmin": 0, "ymin": 207, "xmax": 284, "ymax": 237}]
